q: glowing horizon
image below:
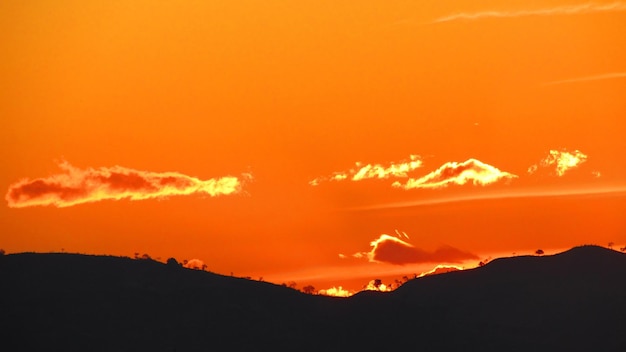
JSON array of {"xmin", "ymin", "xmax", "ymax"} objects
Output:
[{"xmin": 2, "ymin": 0, "xmax": 625, "ymax": 293}]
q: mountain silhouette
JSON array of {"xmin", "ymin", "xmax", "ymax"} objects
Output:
[{"xmin": 1, "ymin": 245, "xmax": 625, "ymax": 351}]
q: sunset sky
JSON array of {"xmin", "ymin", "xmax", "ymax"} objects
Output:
[{"xmin": 2, "ymin": 0, "xmax": 625, "ymax": 293}]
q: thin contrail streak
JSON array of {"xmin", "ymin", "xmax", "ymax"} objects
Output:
[
  {"xmin": 433, "ymin": 2, "xmax": 626, "ymax": 23},
  {"xmin": 543, "ymin": 72, "xmax": 626, "ymax": 85}
]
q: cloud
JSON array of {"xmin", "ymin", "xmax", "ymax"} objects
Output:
[
  {"xmin": 310, "ymin": 155, "xmax": 422, "ymax": 186},
  {"xmin": 6, "ymin": 161, "xmax": 246, "ymax": 208},
  {"xmin": 418, "ymin": 264, "xmax": 463, "ymax": 278},
  {"xmin": 433, "ymin": 2, "xmax": 626, "ymax": 23},
  {"xmin": 393, "ymin": 159, "xmax": 517, "ymax": 190},
  {"xmin": 318, "ymin": 286, "xmax": 353, "ymax": 297},
  {"xmin": 363, "ymin": 279, "xmax": 392, "ymax": 292},
  {"xmin": 543, "ymin": 72, "xmax": 626, "ymax": 85},
  {"xmin": 528, "ymin": 150, "xmax": 588, "ymax": 176},
  {"xmin": 183, "ymin": 259, "xmax": 206, "ymax": 270},
  {"xmin": 352, "ymin": 234, "xmax": 478, "ymax": 265}
]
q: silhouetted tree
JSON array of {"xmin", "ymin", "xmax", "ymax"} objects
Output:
[
  {"xmin": 201, "ymin": 264, "xmax": 207, "ymax": 271},
  {"xmin": 141, "ymin": 253, "xmax": 152, "ymax": 260},
  {"xmin": 535, "ymin": 249, "xmax": 544, "ymax": 256},
  {"xmin": 286, "ymin": 281, "xmax": 297, "ymax": 289},
  {"xmin": 620, "ymin": 246, "xmax": 626, "ymax": 252},
  {"xmin": 166, "ymin": 258, "xmax": 180, "ymax": 266},
  {"xmin": 302, "ymin": 285, "xmax": 315, "ymax": 294},
  {"xmin": 478, "ymin": 261, "xmax": 486, "ymax": 267},
  {"xmin": 373, "ymin": 279, "xmax": 382, "ymax": 290},
  {"xmin": 134, "ymin": 252, "xmax": 140, "ymax": 259},
  {"xmin": 0, "ymin": 249, "xmax": 5, "ymax": 256},
  {"xmin": 608, "ymin": 242, "xmax": 614, "ymax": 249},
  {"xmin": 402, "ymin": 276, "xmax": 409, "ymax": 283}
]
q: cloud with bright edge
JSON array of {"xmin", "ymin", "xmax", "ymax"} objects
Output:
[
  {"xmin": 5, "ymin": 161, "xmax": 246, "ymax": 208},
  {"xmin": 393, "ymin": 158, "xmax": 517, "ymax": 190},
  {"xmin": 183, "ymin": 259, "xmax": 206, "ymax": 270},
  {"xmin": 363, "ymin": 280, "xmax": 392, "ymax": 292},
  {"xmin": 310, "ymin": 155, "xmax": 422, "ymax": 186},
  {"xmin": 433, "ymin": 2, "xmax": 626, "ymax": 23},
  {"xmin": 418, "ymin": 264, "xmax": 463, "ymax": 278},
  {"xmin": 318, "ymin": 286, "xmax": 353, "ymax": 297},
  {"xmin": 350, "ymin": 233, "xmax": 478, "ymax": 265},
  {"xmin": 528, "ymin": 150, "xmax": 588, "ymax": 176}
]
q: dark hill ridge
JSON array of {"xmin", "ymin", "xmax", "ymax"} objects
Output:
[{"xmin": 1, "ymin": 246, "xmax": 625, "ymax": 351}]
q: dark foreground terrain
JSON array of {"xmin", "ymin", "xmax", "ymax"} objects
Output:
[{"xmin": 1, "ymin": 245, "xmax": 625, "ymax": 351}]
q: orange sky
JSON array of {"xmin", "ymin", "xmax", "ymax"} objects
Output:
[{"xmin": 2, "ymin": 0, "xmax": 626, "ymax": 293}]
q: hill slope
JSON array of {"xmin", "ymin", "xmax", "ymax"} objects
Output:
[{"xmin": 1, "ymin": 246, "xmax": 625, "ymax": 351}]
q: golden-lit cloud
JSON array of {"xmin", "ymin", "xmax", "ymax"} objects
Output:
[
  {"xmin": 6, "ymin": 161, "xmax": 245, "ymax": 208},
  {"xmin": 183, "ymin": 259, "xmax": 206, "ymax": 270},
  {"xmin": 318, "ymin": 286, "xmax": 353, "ymax": 297},
  {"xmin": 528, "ymin": 150, "xmax": 588, "ymax": 176},
  {"xmin": 363, "ymin": 279, "xmax": 392, "ymax": 292},
  {"xmin": 310, "ymin": 155, "xmax": 422, "ymax": 186},
  {"xmin": 544, "ymin": 72, "xmax": 626, "ymax": 85},
  {"xmin": 393, "ymin": 159, "xmax": 517, "ymax": 190},
  {"xmin": 351, "ymin": 233, "xmax": 478, "ymax": 265},
  {"xmin": 433, "ymin": 2, "xmax": 626, "ymax": 23},
  {"xmin": 418, "ymin": 264, "xmax": 463, "ymax": 278}
]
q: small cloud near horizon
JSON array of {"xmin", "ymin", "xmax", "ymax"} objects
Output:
[
  {"xmin": 318, "ymin": 286, "xmax": 353, "ymax": 297},
  {"xmin": 183, "ymin": 259, "xmax": 206, "ymax": 270},
  {"xmin": 349, "ymin": 233, "xmax": 478, "ymax": 265},
  {"xmin": 393, "ymin": 159, "xmax": 517, "ymax": 190},
  {"xmin": 418, "ymin": 264, "xmax": 463, "ymax": 278},
  {"xmin": 5, "ymin": 161, "xmax": 246, "ymax": 208}
]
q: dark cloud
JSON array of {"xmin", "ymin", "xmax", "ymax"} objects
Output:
[{"xmin": 352, "ymin": 234, "xmax": 478, "ymax": 265}]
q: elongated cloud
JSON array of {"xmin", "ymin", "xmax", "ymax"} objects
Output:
[
  {"xmin": 352, "ymin": 234, "xmax": 478, "ymax": 265},
  {"xmin": 310, "ymin": 155, "xmax": 422, "ymax": 186},
  {"xmin": 543, "ymin": 72, "xmax": 626, "ymax": 85},
  {"xmin": 393, "ymin": 159, "xmax": 517, "ymax": 190},
  {"xmin": 418, "ymin": 265, "xmax": 463, "ymax": 278},
  {"xmin": 433, "ymin": 2, "xmax": 626, "ymax": 23},
  {"xmin": 528, "ymin": 150, "xmax": 588, "ymax": 176},
  {"xmin": 6, "ymin": 161, "xmax": 245, "ymax": 208},
  {"xmin": 318, "ymin": 286, "xmax": 353, "ymax": 297}
]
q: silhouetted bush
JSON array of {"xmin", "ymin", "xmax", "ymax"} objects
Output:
[{"xmin": 166, "ymin": 258, "xmax": 180, "ymax": 267}]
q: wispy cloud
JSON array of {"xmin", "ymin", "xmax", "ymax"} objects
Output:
[
  {"xmin": 528, "ymin": 150, "xmax": 588, "ymax": 176},
  {"xmin": 6, "ymin": 161, "xmax": 246, "ymax": 208},
  {"xmin": 351, "ymin": 233, "xmax": 478, "ymax": 265},
  {"xmin": 543, "ymin": 72, "xmax": 626, "ymax": 85},
  {"xmin": 310, "ymin": 155, "xmax": 422, "ymax": 186},
  {"xmin": 393, "ymin": 159, "xmax": 517, "ymax": 190},
  {"xmin": 433, "ymin": 2, "xmax": 626, "ymax": 23},
  {"xmin": 345, "ymin": 185, "xmax": 626, "ymax": 212}
]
